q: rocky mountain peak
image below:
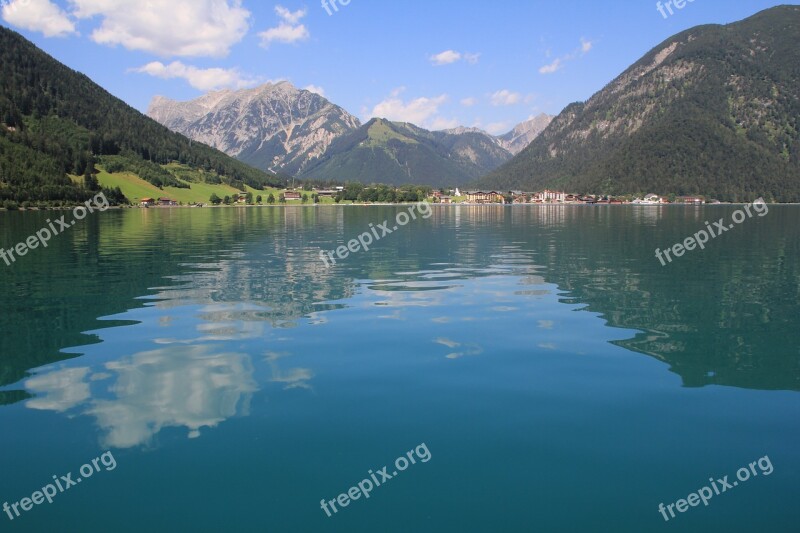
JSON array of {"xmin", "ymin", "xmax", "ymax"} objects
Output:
[{"xmin": 147, "ymin": 82, "xmax": 361, "ymax": 175}]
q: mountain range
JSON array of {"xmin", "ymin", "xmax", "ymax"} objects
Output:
[
  {"xmin": 2, "ymin": 6, "xmax": 799, "ymax": 202},
  {"xmin": 295, "ymin": 118, "xmax": 514, "ymax": 187},
  {"xmin": 148, "ymin": 86, "xmax": 553, "ymax": 187},
  {"xmin": 479, "ymin": 5, "xmax": 800, "ymax": 202}
]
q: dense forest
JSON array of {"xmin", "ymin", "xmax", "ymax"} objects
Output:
[
  {"xmin": 332, "ymin": 183, "xmax": 432, "ymax": 203},
  {"xmin": 479, "ymin": 6, "xmax": 800, "ymax": 202},
  {"xmin": 0, "ymin": 27, "xmax": 284, "ymax": 207}
]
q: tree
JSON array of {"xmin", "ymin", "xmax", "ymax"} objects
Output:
[
  {"xmin": 312, "ymin": 193, "xmax": 320, "ymax": 204},
  {"xmin": 83, "ymin": 157, "xmax": 99, "ymax": 190},
  {"xmin": 267, "ymin": 193, "xmax": 275, "ymax": 204},
  {"xmin": 245, "ymin": 192, "xmax": 254, "ymax": 205},
  {"xmin": 256, "ymin": 195, "xmax": 262, "ymax": 204},
  {"xmin": 278, "ymin": 193, "xmax": 286, "ymax": 204},
  {"xmin": 83, "ymin": 171, "xmax": 99, "ymax": 191},
  {"xmin": 209, "ymin": 193, "xmax": 222, "ymax": 205},
  {"xmin": 223, "ymin": 195, "xmax": 232, "ymax": 205},
  {"xmin": 301, "ymin": 193, "xmax": 309, "ymax": 204},
  {"xmin": 105, "ymin": 186, "xmax": 128, "ymax": 205}
]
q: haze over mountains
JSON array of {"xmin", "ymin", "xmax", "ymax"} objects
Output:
[
  {"xmin": 480, "ymin": 5, "xmax": 800, "ymax": 202},
  {"xmin": 148, "ymin": 85, "xmax": 553, "ymax": 187}
]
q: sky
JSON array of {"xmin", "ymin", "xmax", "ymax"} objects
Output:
[{"xmin": 0, "ymin": 0, "xmax": 795, "ymax": 135}]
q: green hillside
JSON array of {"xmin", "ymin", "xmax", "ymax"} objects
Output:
[
  {"xmin": 81, "ymin": 169, "xmax": 261, "ymax": 205},
  {"xmin": 0, "ymin": 27, "xmax": 284, "ymax": 206},
  {"xmin": 478, "ymin": 6, "xmax": 800, "ymax": 202},
  {"xmin": 299, "ymin": 118, "xmax": 511, "ymax": 187},
  {"xmin": 70, "ymin": 168, "xmax": 337, "ymax": 206}
]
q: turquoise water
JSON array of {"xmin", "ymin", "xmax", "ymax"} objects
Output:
[{"xmin": 0, "ymin": 205, "xmax": 798, "ymax": 532}]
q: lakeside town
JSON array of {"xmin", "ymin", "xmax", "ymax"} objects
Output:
[
  {"xmin": 136, "ymin": 187, "xmax": 719, "ymax": 208},
  {"xmin": 434, "ymin": 189, "xmax": 708, "ymax": 205}
]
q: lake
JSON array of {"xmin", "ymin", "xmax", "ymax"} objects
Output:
[{"xmin": 0, "ymin": 205, "xmax": 798, "ymax": 532}]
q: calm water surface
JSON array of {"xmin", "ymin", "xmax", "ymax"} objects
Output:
[{"xmin": 0, "ymin": 205, "xmax": 798, "ymax": 532}]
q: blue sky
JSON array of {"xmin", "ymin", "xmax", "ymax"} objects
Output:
[{"xmin": 1, "ymin": 0, "xmax": 794, "ymax": 134}]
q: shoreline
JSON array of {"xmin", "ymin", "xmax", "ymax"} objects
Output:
[{"xmin": 3, "ymin": 202, "xmax": 800, "ymax": 212}]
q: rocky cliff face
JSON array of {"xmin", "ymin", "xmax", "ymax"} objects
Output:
[
  {"xmin": 147, "ymin": 82, "xmax": 361, "ymax": 175},
  {"xmin": 497, "ymin": 113, "xmax": 554, "ymax": 154}
]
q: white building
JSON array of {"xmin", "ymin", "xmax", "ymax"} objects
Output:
[{"xmin": 533, "ymin": 190, "xmax": 566, "ymax": 203}]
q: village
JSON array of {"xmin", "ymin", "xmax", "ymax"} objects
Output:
[
  {"xmin": 135, "ymin": 188, "xmax": 712, "ymax": 208},
  {"xmin": 435, "ymin": 189, "xmax": 708, "ymax": 205}
]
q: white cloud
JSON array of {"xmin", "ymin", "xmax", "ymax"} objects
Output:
[
  {"xmin": 370, "ymin": 88, "xmax": 449, "ymax": 128},
  {"xmin": 429, "ymin": 49, "xmax": 480, "ymax": 66},
  {"xmin": 259, "ymin": 4, "xmax": 309, "ymax": 47},
  {"xmin": 490, "ymin": 89, "xmax": 521, "ymax": 106},
  {"xmin": 434, "ymin": 338, "xmax": 460, "ymax": 348},
  {"xmin": 2, "ymin": 0, "xmax": 76, "ymax": 38},
  {"xmin": 538, "ymin": 37, "xmax": 594, "ymax": 75},
  {"xmin": 259, "ymin": 23, "xmax": 309, "ymax": 46},
  {"xmin": 430, "ymin": 117, "xmax": 460, "ymax": 130},
  {"xmin": 275, "ymin": 5, "xmax": 305, "ymax": 25},
  {"xmin": 303, "ymin": 84, "xmax": 326, "ymax": 97},
  {"xmin": 132, "ymin": 61, "xmax": 260, "ymax": 91},
  {"xmin": 485, "ymin": 122, "xmax": 510, "ymax": 135},
  {"xmin": 460, "ymin": 97, "xmax": 478, "ymax": 107},
  {"xmin": 463, "ymin": 52, "xmax": 481, "ymax": 64},
  {"xmin": 538, "ymin": 58, "xmax": 563, "ymax": 74},
  {"xmin": 25, "ymin": 367, "xmax": 90, "ymax": 412},
  {"xmin": 430, "ymin": 50, "xmax": 461, "ymax": 65},
  {"xmin": 70, "ymin": 0, "xmax": 250, "ymax": 58}
]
